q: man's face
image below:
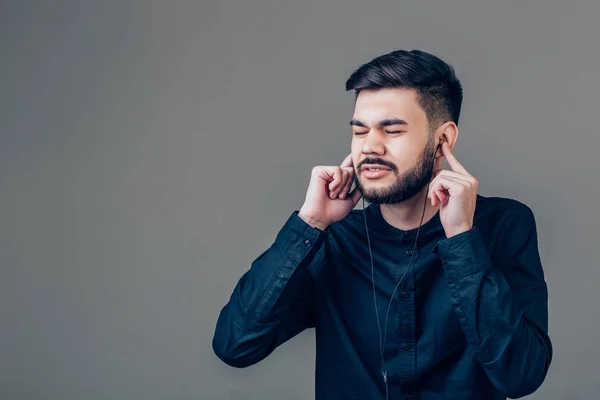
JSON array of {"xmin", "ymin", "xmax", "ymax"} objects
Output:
[{"xmin": 350, "ymin": 88, "xmax": 437, "ymax": 204}]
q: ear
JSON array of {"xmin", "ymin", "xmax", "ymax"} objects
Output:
[{"xmin": 435, "ymin": 121, "xmax": 458, "ymax": 158}]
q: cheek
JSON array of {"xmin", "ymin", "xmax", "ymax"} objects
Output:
[
  {"xmin": 350, "ymin": 140, "xmax": 360, "ymax": 160},
  {"xmin": 390, "ymin": 140, "xmax": 422, "ymax": 162}
]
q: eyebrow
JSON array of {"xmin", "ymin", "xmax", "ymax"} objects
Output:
[{"xmin": 349, "ymin": 118, "xmax": 409, "ymax": 128}]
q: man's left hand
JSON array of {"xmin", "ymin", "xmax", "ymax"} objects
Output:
[{"xmin": 428, "ymin": 142, "xmax": 478, "ymax": 238}]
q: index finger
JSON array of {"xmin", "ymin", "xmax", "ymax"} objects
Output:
[
  {"xmin": 340, "ymin": 153, "xmax": 354, "ymax": 168},
  {"xmin": 442, "ymin": 142, "xmax": 470, "ymax": 176}
]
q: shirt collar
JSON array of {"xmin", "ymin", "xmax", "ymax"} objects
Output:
[{"xmin": 363, "ymin": 202, "xmax": 443, "ymax": 244}]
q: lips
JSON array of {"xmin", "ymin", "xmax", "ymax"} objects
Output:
[
  {"xmin": 361, "ymin": 167, "xmax": 391, "ymax": 179},
  {"xmin": 361, "ymin": 164, "xmax": 392, "ymax": 172}
]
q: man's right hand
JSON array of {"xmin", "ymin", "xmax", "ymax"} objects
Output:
[{"xmin": 298, "ymin": 154, "xmax": 363, "ymax": 230}]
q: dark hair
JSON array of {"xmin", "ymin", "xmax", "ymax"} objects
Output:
[{"xmin": 345, "ymin": 49, "xmax": 463, "ymax": 128}]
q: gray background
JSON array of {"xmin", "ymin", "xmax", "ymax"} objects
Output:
[{"xmin": 1, "ymin": 1, "xmax": 598, "ymax": 399}]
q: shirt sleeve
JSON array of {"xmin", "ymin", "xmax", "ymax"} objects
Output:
[
  {"xmin": 432, "ymin": 204, "xmax": 553, "ymax": 398},
  {"xmin": 212, "ymin": 211, "xmax": 328, "ymax": 368}
]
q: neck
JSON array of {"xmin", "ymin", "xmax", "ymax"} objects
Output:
[{"xmin": 379, "ymin": 186, "xmax": 440, "ymax": 232}]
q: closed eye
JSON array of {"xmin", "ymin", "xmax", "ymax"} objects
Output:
[{"xmin": 352, "ymin": 129, "xmax": 405, "ymax": 135}]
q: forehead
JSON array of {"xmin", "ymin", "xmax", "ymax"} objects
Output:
[{"xmin": 352, "ymin": 88, "xmax": 427, "ymax": 126}]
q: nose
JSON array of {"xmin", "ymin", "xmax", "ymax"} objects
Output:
[{"xmin": 361, "ymin": 131, "xmax": 385, "ymax": 155}]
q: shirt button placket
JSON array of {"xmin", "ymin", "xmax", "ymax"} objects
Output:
[{"xmin": 396, "ymin": 245, "xmax": 417, "ymax": 389}]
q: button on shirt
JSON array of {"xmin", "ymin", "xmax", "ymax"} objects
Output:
[{"xmin": 213, "ymin": 195, "xmax": 553, "ymax": 399}]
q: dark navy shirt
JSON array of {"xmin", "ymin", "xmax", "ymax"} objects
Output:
[{"xmin": 213, "ymin": 195, "xmax": 552, "ymax": 399}]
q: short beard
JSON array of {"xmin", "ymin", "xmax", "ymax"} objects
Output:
[{"xmin": 355, "ymin": 136, "xmax": 436, "ymax": 205}]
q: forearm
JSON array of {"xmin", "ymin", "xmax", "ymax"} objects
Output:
[
  {"xmin": 213, "ymin": 211, "xmax": 328, "ymax": 367},
  {"xmin": 435, "ymin": 226, "xmax": 552, "ymax": 397},
  {"xmin": 445, "ymin": 262, "xmax": 551, "ymax": 397}
]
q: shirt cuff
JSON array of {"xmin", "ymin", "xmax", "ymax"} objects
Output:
[
  {"xmin": 274, "ymin": 211, "xmax": 329, "ymax": 264},
  {"xmin": 432, "ymin": 226, "xmax": 493, "ymax": 282}
]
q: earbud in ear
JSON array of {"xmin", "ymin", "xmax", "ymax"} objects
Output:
[{"xmin": 438, "ymin": 136, "xmax": 447, "ymax": 149}]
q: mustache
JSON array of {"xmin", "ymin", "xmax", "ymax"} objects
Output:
[{"xmin": 357, "ymin": 157, "xmax": 397, "ymax": 172}]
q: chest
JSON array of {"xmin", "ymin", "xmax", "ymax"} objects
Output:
[{"xmin": 314, "ymin": 239, "xmax": 466, "ymax": 355}]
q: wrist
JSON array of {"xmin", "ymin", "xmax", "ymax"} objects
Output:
[
  {"xmin": 298, "ymin": 209, "xmax": 329, "ymax": 230},
  {"xmin": 446, "ymin": 223, "xmax": 473, "ymax": 238}
]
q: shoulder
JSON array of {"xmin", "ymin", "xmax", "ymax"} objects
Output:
[
  {"xmin": 474, "ymin": 194, "xmax": 536, "ymax": 228},
  {"xmin": 473, "ymin": 196, "xmax": 546, "ymax": 279},
  {"xmin": 474, "ymin": 194, "xmax": 540, "ymax": 263}
]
